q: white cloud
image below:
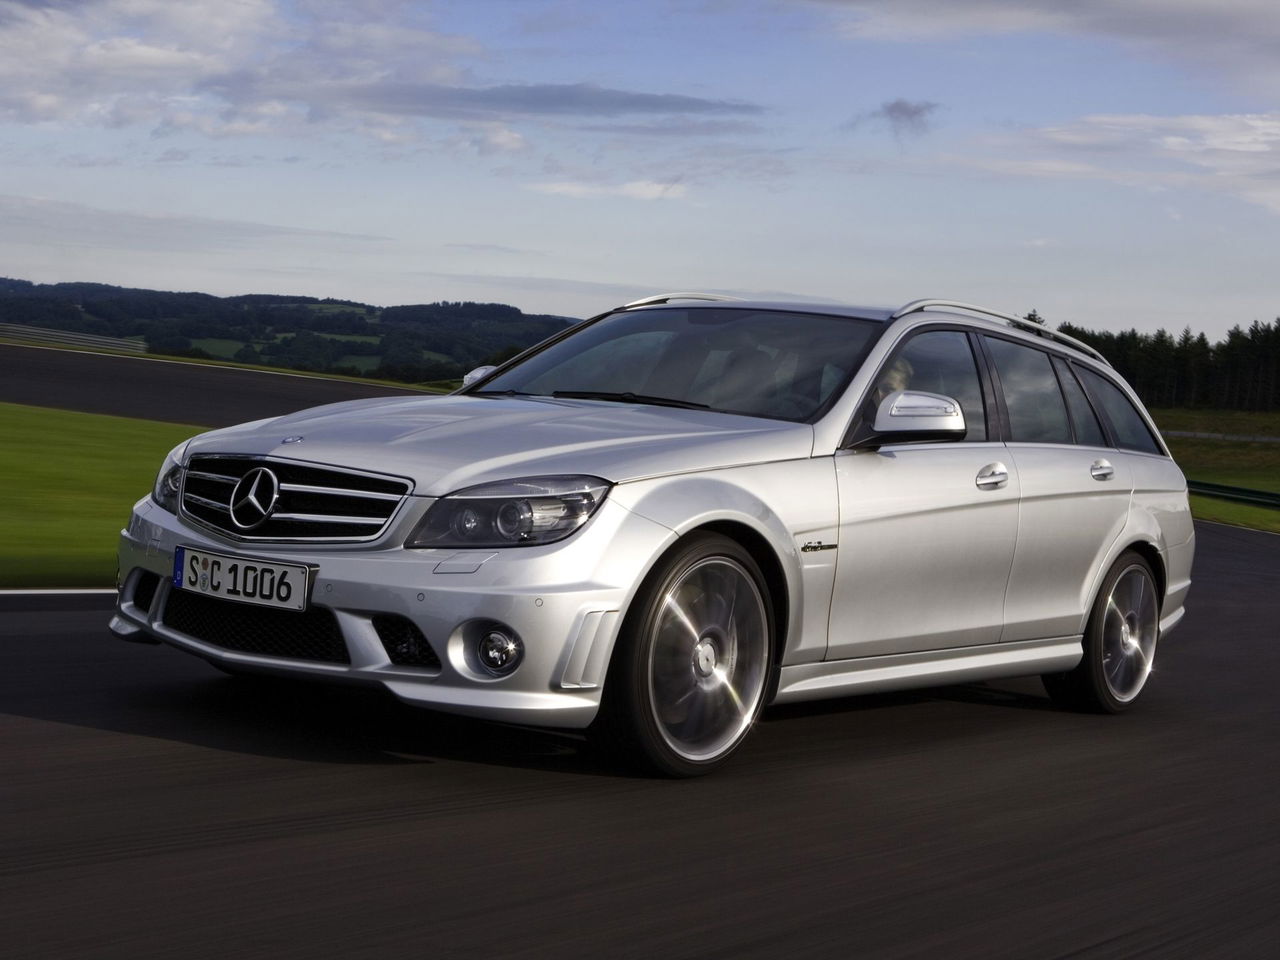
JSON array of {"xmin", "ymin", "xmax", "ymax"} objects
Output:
[
  {"xmin": 0, "ymin": 193, "xmax": 387, "ymax": 251},
  {"xmin": 971, "ymin": 112, "xmax": 1280, "ymax": 215},
  {"xmin": 0, "ymin": 0, "xmax": 760, "ymax": 143},
  {"xmin": 527, "ymin": 179, "xmax": 689, "ymax": 200},
  {"xmin": 810, "ymin": 0, "xmax": 1280, "ymax": 95}
]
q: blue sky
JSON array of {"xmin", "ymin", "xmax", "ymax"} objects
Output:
[{"xmin": 1, "ymin": 0, "xmax": 1276, "ymax": 336}]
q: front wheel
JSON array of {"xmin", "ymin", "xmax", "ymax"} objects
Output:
[
  {"xmin": 598, "ymin": 533, "xmax": 774, "ymax": 777},
  {"xmin": 1043, "ymin": 551, "xmax": 1161, "ymax": 713}
]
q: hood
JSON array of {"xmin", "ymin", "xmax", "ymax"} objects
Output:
[{"xmin": 185, "ymin": 394, "xmax": 814, "ymax": 495}]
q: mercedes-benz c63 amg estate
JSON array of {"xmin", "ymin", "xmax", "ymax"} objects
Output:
[{"xmin": 112, "ymin": 295, "xmax": 1194, "ymax": 776}]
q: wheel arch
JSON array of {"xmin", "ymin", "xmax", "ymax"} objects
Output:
[
  {"xmin": 697, "ymin": 520, "xmax": 791, "ymax": 671},
  {"xmin": 1080, "ymin": 535, "xmax": 1167, "ymax": 637},
  {"xmin": 608, "ymin": 470, "xmax": 823, "ymax": 674}
]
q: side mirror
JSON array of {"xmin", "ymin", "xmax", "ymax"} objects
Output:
[
  {"xmin": 849, "ymin": 390, "xmax": 967, "ymax": 449},
  {"xmin": 462, "ymin": 365, "xmax": 497, "ymax": 387}
]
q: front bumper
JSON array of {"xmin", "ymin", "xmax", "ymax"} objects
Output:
[{"xmin": 112, "ymin": 495, "xmax": 674, "ymax": 728}]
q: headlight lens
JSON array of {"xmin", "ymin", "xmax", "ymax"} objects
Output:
[
  {"xmin": 151, "ymin": 443, "xmax": 188, "ymax": 512},
  {"xmin": 407, "ymin": 476, "xmax": 611, "ymax": 548}
]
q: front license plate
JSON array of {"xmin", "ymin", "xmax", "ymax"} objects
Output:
[{"xmin": 173, "ymin": 546, "xmax": 310, "ymax": 612}]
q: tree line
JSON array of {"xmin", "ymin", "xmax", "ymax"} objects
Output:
[
  {"xmin": 1058, "ymin": 320, "xmax": 1278, "ymax": 411},
  {"xmin": 1, "ymin": 277, "xmax": 1275, "ymax": 405}
]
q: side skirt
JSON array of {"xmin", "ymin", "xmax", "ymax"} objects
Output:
[{"xmin": 772, "ymin": 636, "xmax": 1083, "ymax": 705}]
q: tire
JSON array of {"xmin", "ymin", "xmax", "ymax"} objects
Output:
[
  {"xmin": 596, "ymin": 532, "xmax": 774, "ymax": 777},
  {"xmin": 1043, "ymin": 551, "xmax": 1161, "ymax": 713}
]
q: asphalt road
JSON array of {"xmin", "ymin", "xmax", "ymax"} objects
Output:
[
  {"xmin": 2, "ymin": 522, "xmax": 1277, "ymax": 959},
  {"xmin": 0, "ymin": 343, "xmax": 419, "ymax": 427}
]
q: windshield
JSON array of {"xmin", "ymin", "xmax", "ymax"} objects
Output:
[{"xmin": 473, "ymin": 307, "xmax": 882, "ymax": 422}]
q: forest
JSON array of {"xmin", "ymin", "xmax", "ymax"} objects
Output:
[
  {"xmin": 1, "ymin": 277, "xmax": 1275, "ymax": 408},
  {"xmin": 1060, "ymin": 320, "xmax": 1279, "ymax": 412}
]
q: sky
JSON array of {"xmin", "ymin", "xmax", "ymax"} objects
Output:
[{"xmin": 1, "ymin": 0, "xmax": 1277, "ymax": 338}]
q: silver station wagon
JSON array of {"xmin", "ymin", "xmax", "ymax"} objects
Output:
[{"xmin": 112, "ymin": 295, "xmax": 1194, "ymax": 775}]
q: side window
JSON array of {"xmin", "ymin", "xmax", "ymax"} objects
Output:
[
  {"xmin": 984, "ymin": 337, "xmax": 1072, "ymax": 444},
  {"xmin": 871, "ymin": 330, "xmax": 987, "ymax": 441},
  {"xmin": 1075, "ymin": 366, "xmax": 1164, "ymax": 455},
  {"xmin": 1052, "ymin": 356, "xmax": 1107, "ymax": 447}
]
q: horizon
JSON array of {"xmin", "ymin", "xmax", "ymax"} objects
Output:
[{"xmin": 2, "ymin": 1, "xmax": 1277, "ymax": 339}]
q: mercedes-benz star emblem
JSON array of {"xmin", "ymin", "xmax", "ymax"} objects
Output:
[{"xmin": 229, "ymin": 467, "xmax": 280, "ymax": 530}]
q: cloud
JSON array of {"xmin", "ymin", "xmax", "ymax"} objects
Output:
[
  {"xmin": 845, "ymin": 98, "xmax": 940, "ymax": 137},
  {"xmin": 957, "ymin": 111, "xmax": 1280, "ymax": 214},
  {"xmin": 809, "ymin": 0, "xmax": 1280, "ymax": 95},
  {"xmin": 0, "ymin": 0, "xmax": 761, "ymax": 142},
  {"xmin": 527, "ymin": 179, "xmax": 689, "ymax": 200},
  {"xmin": 576, "ymin": 118, "xmax": 765, "ymax": 137},
  {"xmin": 0, "ymin": 193, "xmax": 388, "ymax": 253},
  {"xmin": 443, "ymin": 243, "xmax": 541, "ymax": 256},
  {"xmin": 250, "ymin": 79, "xmax": 760, "ymax": 123}
]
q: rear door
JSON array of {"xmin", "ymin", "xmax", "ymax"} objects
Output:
[{"xmin": 982, "ymin": 337, "xmax": 1132, "ymax": 643}]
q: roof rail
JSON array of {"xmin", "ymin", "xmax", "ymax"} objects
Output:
[
  {"xmin": 890, "ymin": 299, "xmax": 1110, "ymax": 366},
  {"xmin": 621, "ymin": 292, "xmax": 744, "ymax": 309}
]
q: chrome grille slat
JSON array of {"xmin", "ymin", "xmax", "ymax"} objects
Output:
[
  {"xmin": 181, "ymin": 455, "xmax": 412, "ymax": 543},
  {"xmin": 272, "ymin": 513, "xmax": 386, "ymax": 525},
  {"xmin": 278, "ymin": 482, "xmax": 402, "ymax": 502},
  {"xmin": 186, "ymin": 493, "xmax": 231, "ymax": 513},
  {"xmin": 186, "ymin": 471, "xmax": 237, "ymax": 484}
]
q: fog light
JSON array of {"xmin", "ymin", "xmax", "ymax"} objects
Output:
[{"xmin": 478, "ymin": 629, "xmax": 523, "ymax": 677}]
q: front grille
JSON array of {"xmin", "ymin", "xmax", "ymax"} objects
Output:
[
  {"xmin": 131, "ymin": 570, "xmax": 161, "ymax": 614},
  {"xmin": 374, "ymin": 615, "xmax": 441, "ymax": 668},
  {"xmin": 181, "ymin": 455, "xmax": 412, "ymax": 542},
  {"xmin": 161, "ymin": 589, "xmax": 350, "ymax": 664}
]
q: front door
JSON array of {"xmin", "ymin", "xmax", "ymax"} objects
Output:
[{"xmin": 827, "ymin": 329, "xmax": 1019, "ymax": 660}]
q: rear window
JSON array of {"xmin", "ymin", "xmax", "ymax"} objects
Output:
[
  {"xmin": 1075, "ymin": 367, "xmax": 1164, "ymax": 455},
  {"xmin": 985, "ymin": 337, "xmax": 1072, "ymax": 444},
  {"xmin": 1053, "ymin": 356, "xmax": 1107, "ymax": 447}
]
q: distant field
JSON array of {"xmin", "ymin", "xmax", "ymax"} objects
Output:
[
  {"xmin": 0, "ymin": 402, "xmax": 203, "ymax": 588},
  {"xmin": 1189, "ymin": 496, "xmax": 1280, "ymax": 534},
  {"xmin": 1158, "ymin": 413, "xmax": 1280, "ymax": 532},
  {"xmin": 1150, "ymin": 408, "xmax": 1280, "ymax": 437},
  {"xmin": 317, "ymin": 332, "xmax": 380, "ymax": 343},
  {"xmin": 1164, "ymin": 437, "xmax": 1280, "ymax": 494},
  {"xmin": 191, "ymin": 337, "xmax": 246, "ymax": 359}
]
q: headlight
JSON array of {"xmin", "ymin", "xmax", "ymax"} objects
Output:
[
  {"xmin": 406, "ymin": 476, "xmax": 611, "ymax": 548},
  {"xmin": 151, "ymin": 442, "xmax": 188, "ymax": 512}
]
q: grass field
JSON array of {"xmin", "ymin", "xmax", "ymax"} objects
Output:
[
  {"xmin": 1, "ymin": 397, "xmax": 1275, "ymax": 588},
  {"xmin": 190, "ymin": 337, "xmax": 247, "ymax": 359},
  {"xmin": 1163, "ymin": 438, "xmax": 1280, "ymax": 493},
  {"xmin": 1188, "ymin": 496, "xmax": 1280, "ymax": 534},
  {"xmin": 1151, "ymin": 408, "xmax": 1280, "ymax": 533},
  {"xmin": 0, "ymin": 403, "xmax": 203, "ymax": 588},
  {"xmin": 1150, "ymin": 408, "xmax": 1280, "ymax": 437}
]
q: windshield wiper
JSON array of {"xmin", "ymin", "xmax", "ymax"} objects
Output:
[
  {"xmin": 469, "ymin": 389, "xmax": 543, "ymax": 398},
  {"xmin": 552, "ymin": 390, "xmax": 710, "ymax": 410}
]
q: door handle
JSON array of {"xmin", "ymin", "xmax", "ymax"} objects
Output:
[
  {"xmin": 1091, "ymin": 459, "xmax": 1115, "ymax": 481},
  {"xmin": 975, "ymin": 462, "xmax": 1009, "ymax": 490}
]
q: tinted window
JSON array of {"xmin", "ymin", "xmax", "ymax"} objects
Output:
[
  {"xmin": 870, "ymin": 330, "xmax": 987, "ymax": 441},
  {"xmin": 985, "ymin": 338, "xmax": 1071, "ymax": 444},
  {"xmin": 1052, "ymin": 356, "xmax": 1107, "ymax": 447},
  {"xmin": 1076, "ymin": 367, "xmax": 1163, "ymax": 455},
  {"xmin": 479, "ymin": 308, "xmax": 881, "ymax": 422}
]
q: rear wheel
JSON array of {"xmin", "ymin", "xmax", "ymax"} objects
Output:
[
  {"xmin": 1043, "ymin": 551, "xmax": 1160, "ymax": 713},
  {"xmin": 598, "ymin": 533, "xmax": 773, "ymax": 777}
]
